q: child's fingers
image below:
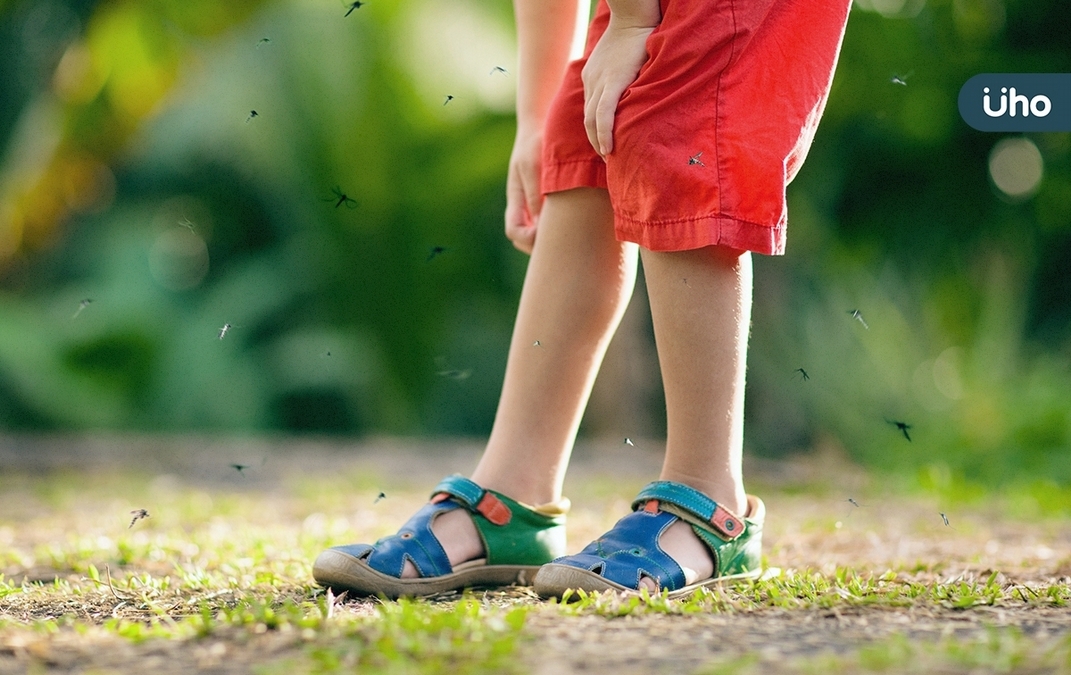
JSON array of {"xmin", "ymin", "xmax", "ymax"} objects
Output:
[
  {"xmin": 504, "ymin": 202, "xmax": 536, "ymax": 253},
  {"xmin": 581, "ymin": 23, "xmax": 654, "ymax": 157},
  {"xmin": 504, "ymin": 202, "xmax": 535, "ymax": 254},
  {"xmin": 594, "ymin": 91, "xmax": 618, "ymax": 156},
  {"xmin": 582, "ymin": 80, "xmax": 599, "ymax": 151},
  {"xmin": 584, "ymin": 85, "xmax": 621, "ymax": 157},
  {"xmin": 583, "ymin": 88, "xmax": 601, "ymax": 156},
  {"xmin": 504, "ymin": 162, "xmax": 538, "ymax": 255},
  {"xmin": 508, "ymin": 221, "xmax": 536, "ymax": 254},
  {"xmin": 504, "ymin": 126, "xmax": 544, "ymax": 254},
  {"xmin": 583, "ymin": 83, "xmax": 615, "ymax": 156},
  {"xmin": 523, "ymin": 168, "xmax": 543, "ymax": 223}
]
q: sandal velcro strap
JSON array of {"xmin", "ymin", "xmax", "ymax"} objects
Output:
[
  {"xmin": 430, "ymin": 475, "xmax": 512, "ymax": 526},
  {"xmin": 631, "ymin": 481, "xmax": 744, "ymax": 541}
]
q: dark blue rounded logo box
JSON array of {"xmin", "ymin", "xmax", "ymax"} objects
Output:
[{"xmin": 959, "ymin": 73, "xmax": 1070, "ymax": 132}]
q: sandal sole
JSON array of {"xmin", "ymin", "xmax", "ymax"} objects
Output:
[
  {"xmin": 533, "ymin": 562, "xmax": 762, "ymax": 600},
  {"xmin": 313, "ymin": 549, "xmax": 542, "ymax": 599}
]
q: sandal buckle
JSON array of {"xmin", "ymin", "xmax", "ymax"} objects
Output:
[{"xmin": 710, "ymin": 504, "xmax": 744, "ymax": 539}]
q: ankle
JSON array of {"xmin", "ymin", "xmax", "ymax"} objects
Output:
[
  {"xmin": 468, "ymin": 471, "xmax": 561, "ymax": 507},
  {"xmin": 656, "ymin": 474, "xmax": 747, "ymax": 517}
]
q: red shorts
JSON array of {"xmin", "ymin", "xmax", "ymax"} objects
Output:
[{"xmin": 541, "ymin": 0, "xmax": 852, "ymax": 255}]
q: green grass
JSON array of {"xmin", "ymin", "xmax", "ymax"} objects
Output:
[
  {"xmin": 2, "ymin": 461, "xmax": 1071, "ymax": 674},
  {"xmin": 554, "ymin": 568, "xmax": 1070, "ymax": 617},
  {"xmin": 1, "ymin": 584, "xmax": 528, "ymax": 674},
  {"xmin": 694, "ymin": 630, "xmax": 1071, "ymax": 675}
]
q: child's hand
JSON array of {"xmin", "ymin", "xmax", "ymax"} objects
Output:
[
  {"xmin": 582, "ymin": 13, "xmax": 657, "ymax": 157},
  {"xmin": 504, "ymin": 126, "xmax": 543, "ymax": 254}
]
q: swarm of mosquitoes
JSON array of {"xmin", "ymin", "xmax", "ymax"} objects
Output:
[
  {"xmin": 77, "ymin": 7, "xmax": 943, "ymax": 540},
  {"xmin": 788, "ymin": 301, "xmax": 938, "ymax": 523}
]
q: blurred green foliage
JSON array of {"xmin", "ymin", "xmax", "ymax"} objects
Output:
[
  {"xmin": 746, "ymin": 0, "xmax": 1071, "ymax": 486},
  {"xmin": 0, "ymin": 0, "xmax": 1068, "ymax": 486}
]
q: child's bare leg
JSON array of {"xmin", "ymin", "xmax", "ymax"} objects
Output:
[
  {"xmin": 402, "ymin": 187, "xmax": 638, "ymax": 578},
  {"xmin": 638, "ymin": 245, "xmax": 752, "ymax": 586},
  {"xmin": 475, "ymin": 188, "xmax": 639, "ymax": 502}
]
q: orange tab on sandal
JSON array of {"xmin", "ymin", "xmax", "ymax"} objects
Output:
[
  {"xmin": 710, "ymin": 504, "xmax": 744, "ymax": 538},
  {"xmin": 476, "ymin": 492, "xmax": 512, "ymax": 526}
]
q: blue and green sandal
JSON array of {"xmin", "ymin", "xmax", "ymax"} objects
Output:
[
  {"xmin": 533, "ymin": 481, "xmax": 764, "ymax": 599},
  {"xmin": 313, "ymin": 475, "xmax": 568, "ymax": 599}
]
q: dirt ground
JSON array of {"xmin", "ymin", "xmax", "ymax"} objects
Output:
[{"xmin": 1, "ymin": 434, "xmax": 1070, "ymax": 674}]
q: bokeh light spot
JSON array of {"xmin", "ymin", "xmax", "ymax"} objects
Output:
[
  {"xmin": 149, "ymin": 227, "xmax": 209, "ymax": 291},
  {"xmin": 988, "ymin": 137, "xmax": 1044, "ymax": 199},
  {"xmin": 953, "ymin": 0, "xmax": 1006, "ymax": 41},
  {"xmin": 933, "ymin": 347, "xmax": 964, "ymax": 401}
]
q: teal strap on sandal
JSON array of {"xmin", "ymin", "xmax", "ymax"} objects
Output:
[
  {"xmin": 313, "ymin": 475, "xmax": 568, "ymax": 599},
  {"xmin": 533, "ymin": 480, "xmax": 764, "ymax": 599}
]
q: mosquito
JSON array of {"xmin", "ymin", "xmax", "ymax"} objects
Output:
[
  {"xmin": 940, "ymin": 512, "xmax": 951, "ymax": 527},
  {"xmin": 230, "ymin": 463, "xmax": 251, "ymax": 475},
  {"xmin": 435, "ymin": 357, "xmax": 471, "ymax": 380},
  {"xmin": 794, "ymin": 368, "xmax": 810, "ymax": 381},
  {"xmin": 847, "ymin": 309, "xmax": 869, "ymax": 330},
  {"xmin": 688, "ymin": 152, "xmax": 705, "ymax": 167},
  {"xmin": 885, "ymin": 418, "xmax": 912, "ymax": 442},
  {"xmin": 256, "ymin": 37, "xmax": 271, "ymax": 47},
  {"xmin": 426, "ymin": 246, "xmax": 447, "ymax": 262},
  {"xmin": 246, "ymin": 110, "xmax": 259, "ymax": 123},
  {"xmin": 437, "ymin": 367, "xmax": 472, "ymax": 380},
  {"xmin": 532, "ymin": 340, "xmax": 542, "ymax": 347},
  {"xmin": 129, "ymin": 509, "xmax": 149, "ymax": 529},
  {"xmin": 326, "ymin": 186, "xmax": 358, "ymax": 209},
  {"xmin": 436, "ymin": 370, "xmax": 471, "ymax": 381},
  {"xmin": 72, "ymin": 298, "xmax": 92, "ymax": 319},
  {"xmin": 218, "ymin": 323, "xmax": 235, "ymax": 340},
  {"xmin": 846, "ymin": 498, "xmax": 860, "ymax": 508},
  {"xmin": 178, "ymin": 217, "xmax": 195, "ymax": 231},
  {"xmin": 489, "ymin": 66, "xmax": 508, "ymax": 76},
  {"xmin": 344, "ymin": 1, "xmax": 365, "ymax": 16},
  {"xmin": 374, "ymin": 492, "xmax": 386, "ymax": 504},
  {"xmin": 624, "ymin": 437, "xmax": 635, "ymax": 446},
  {"xmin": 890, "ymin": 71, "xmax": 913, "ymax": 86},
  {"xmin": 443, "ymin": 95, "xmax": 455, "ymax": 106}
]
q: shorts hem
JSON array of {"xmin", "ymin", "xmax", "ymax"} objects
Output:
[
  {"xmin": 615, "ymin": 213, "xmax": 786, "ymax": 256},
  {"xmin": 542, "ymin": 159, "xmax": 608, "ymax": 195}
]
